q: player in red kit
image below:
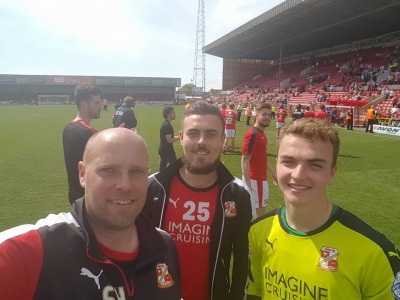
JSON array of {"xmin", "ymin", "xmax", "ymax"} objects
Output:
[
  {"xmin": 144, "ymin": 102, "xmax": 252, "ymax": 300},
  {"xmin": 220, "ymin": 103, "xmax": 227, "ymax": 122},
  {"xmin": 222, "ymin": 103, "xmax": 237, "ymax": 153},
  {"xmin": 242, "ymin": 102, "xmax": 278, "ymax": 218},
  {"xmin": 275, "ymin": 104, "xmax": 287, "ymax": 140}
]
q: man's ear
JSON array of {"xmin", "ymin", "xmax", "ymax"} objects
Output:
[
  {"xmin": 179, "ymin": 130, "xmax": 183, "ymax": 145},
  {"xmin": 78, "ymin": 161, "xmax": 86, "ymax": 188}
]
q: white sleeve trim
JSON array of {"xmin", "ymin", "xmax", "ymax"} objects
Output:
[{"xmin": 0, "ymin": 212, "xmax": 79, "ymax": 245}]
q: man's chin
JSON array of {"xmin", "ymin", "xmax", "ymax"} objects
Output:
[{"xmin": 182, "ymin": 157, "xmax": 220, "ymax": 175}]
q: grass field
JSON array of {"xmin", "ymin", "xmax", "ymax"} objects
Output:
[{"xmin": 0, "ymin": 104, "xmax": 399, "ymax": 247}]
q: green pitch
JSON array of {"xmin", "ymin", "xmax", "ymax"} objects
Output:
[{"xmin": 0, "ymin": 104, "xmax": 399, "ymax": 247}]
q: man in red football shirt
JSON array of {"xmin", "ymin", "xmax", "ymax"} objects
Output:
[
  {"xmin": 241, "ymin": 102, "xmax": 278, "ymax": 218},
  {"xmin": 315, "ymin": 104, "xmax": 330, "ymax": 120},
  {"xmin": 144, "ymin": 102, "xmax": 252, "ymax": 300},
  {"xmin": 219, "ymin": 103, "xmax": 227, "ymax": 122},
  {"xmin": 304, "ymin": 105, "xmax": 315, "ymax": 118},
  {"xmin": 275, "ymin": 104, "xmax": 287, "ymax": 140},
  {"xmin": 222, "ymin": 103, "xmax": 237, "ymax": 153}
]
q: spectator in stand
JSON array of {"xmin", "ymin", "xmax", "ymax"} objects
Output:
[
  {"xmin": 304, "ymin": 106, "xmax": 315, "ymax": 118},
  {"xmin": 315, "ymin": 104, "xmax": 329, "ymax": 120},
  {"xmin": 346, "ymin": 108, "xmax": 353, "ymax": 130}
]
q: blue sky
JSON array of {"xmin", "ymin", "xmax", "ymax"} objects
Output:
[{"xmin": 0, "ymin": 0, "xmax": 284, "ymax": 90}]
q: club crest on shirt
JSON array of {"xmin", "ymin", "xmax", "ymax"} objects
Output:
[
  {"xmin": 156, "ymin": 263, "xmax": 174, "ymax": 288},
  {"xmin": 224, "ymin": 201, "xmax": 237, "ymax": 217},
  {"xmin": 318, "ymin": 246, "xmax": 339, "ymax": 272},
  {"xmin": 392, "ymin": 272, "xmax": 400, "ymax": 300}
]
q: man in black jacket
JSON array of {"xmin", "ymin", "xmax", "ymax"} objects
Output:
[
  {"xmin": 143, "ymin": 101, "xmax": 252, "ymax": 300},
  {"xmin": 0, "ymin": 128, "xmax": 181, "ymax": 299},
  {"xmin": 113, "ymin": 96, "xmax": 137, "ymax": 129}
]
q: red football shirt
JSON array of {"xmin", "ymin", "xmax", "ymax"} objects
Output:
[
  {"xmin": 162, "ymin": 175, "xmax": 218, "ymax": 300},
  {"xmin": 242, "ymin": 126, "xmax": 267, "ymax": 180},
  {"xmin": 315, "ymin": 111, "xmax": 329, "ymax": 119},
  {"xmin": 220, "ymin": 109, "xmax": 226, "ymax": 122},
  {"xmin": 304, "ymin": 111, "xmax": 315, "ymax": 118},
  {"xmin": 224, "ymin": 110, "xmax": 237, "ymax": 130},
  {"xmin": 276, "ymin": 108, "xmax": 287, "ymax": 123}
]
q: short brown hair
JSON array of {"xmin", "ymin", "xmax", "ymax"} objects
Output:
[
  {"xmin": 182, "ymin": 101, "xmax": 224, "ymax": 134},
  {"xmin": 255, "ymin": 102, "xmax": 271, "ymax": 112},
  {"xmin": 277, "ymin": 118, "xmax": 340, "ymax": 168}
]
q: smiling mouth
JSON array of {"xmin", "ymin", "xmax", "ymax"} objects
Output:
[
  {"xmin": 111, "ymin": 200, "xmax": 134, "ymax": 205},
  {"xmin": 195, "ymin": 150, "xmax": 208, "ymax": 155},
  {"xmin": 288, "ymin": 184, "xmax": 310, "ymax": 190}
]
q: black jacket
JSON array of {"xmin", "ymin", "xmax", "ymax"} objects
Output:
[
  {"xmin": 0, "ymin": 198, "xmax": 181, "ymax": 299},
  {"xmin": 143, "ymin": 159, "xmax": 252, "ymax": 300},
  {"xmin": 113, "ymin": 103, "xmax": 137, "ymax": 129}
]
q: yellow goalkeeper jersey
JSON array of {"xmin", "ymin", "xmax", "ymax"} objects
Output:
[{"xmin": 247, "ymin": 206, "xmax": 400, "ymax": 300}]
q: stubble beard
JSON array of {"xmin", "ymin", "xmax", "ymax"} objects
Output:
[{"xmin": 182, "ymin": 154, "xmax": 221, "ymax": 175}]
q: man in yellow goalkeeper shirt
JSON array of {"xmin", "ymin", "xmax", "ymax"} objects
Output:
[{"xmin": 247, "ymin": 118, "xmax": 400, "ymax": 300}]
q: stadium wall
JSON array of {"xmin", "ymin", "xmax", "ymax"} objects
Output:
[{"xmin": 222, "ymin": 59, "xmax": 274, "ymax": 90}]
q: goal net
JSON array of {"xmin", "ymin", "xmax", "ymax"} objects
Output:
[{"xmin": 38, "ymin": 95, "xmax": 70, "ymax": 105}]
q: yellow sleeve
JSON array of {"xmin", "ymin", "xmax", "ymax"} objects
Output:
[
  {"xmin": 361, "ymin": 247, "xmax": 400, "ymax": 299},
  {"xmin": 247, "ymin": 226, "xmax": 263, "ymax": 298}
]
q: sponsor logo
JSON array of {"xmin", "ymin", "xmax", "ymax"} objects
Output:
[
  {"xmin": 265, "ymin": 238, "xmax": 277, "ymax": 252},
  {"xmin": 80, "ymin": 267, "xmax": 103, "ymax": 290},
  {"xmin": 318, "ymin": 247, "xmax": 339, "ymax": 272},
  {"xmin": 46, "ymin": 76, "xmax": 93, "ymax": 85},
  {"xmin": 168, "ymin": 197, "xmax": 180, "ymax": 209},
  {"xmin": 389, "ymin": 249, "xmax": 400, "ymax": 260},
  {"xmin": 224, "ymin": 201, "xmax": 237, "ymax": 217},
  {"xmin": 391, "ymin": 272, "xmax": 400, "ymax": 300},
  {"xmin": 156, "ymin": 263, "xmax": 174, "ymax": 288}
]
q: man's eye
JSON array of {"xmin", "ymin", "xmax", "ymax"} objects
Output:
[
  {"xmin": 310, "ymin": 164, "xmax": 322, "ymax": 168},
  {"xmin": 101, "ymin": 168, "xmax": 114, "ymax": 173},
  {"xmin": 130, "ymin": 169, "xmax": 144, "ymax": 175}
]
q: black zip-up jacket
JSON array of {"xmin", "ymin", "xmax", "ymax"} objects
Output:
[
  {"xmin": 113, "ymin": 103, "xmax": 137, "ymax": 129},
  {"xmin": 142, "ymin": 159, "xmax": 252, "ymax": 300},
  {"xmin": 0, "ymin": 198, "xmax": 181, "ymax": 299}
]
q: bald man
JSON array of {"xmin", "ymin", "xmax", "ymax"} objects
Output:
[{"xmin": 0, "ymin": 128, "xmax": 181, "ymax": 300}]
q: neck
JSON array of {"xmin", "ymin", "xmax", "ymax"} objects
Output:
[
  {"xmin": 166, "ymin": 117, "xmax": 172, "ymax": 122},
  {"xmin": 254, "ymin": 124, "xmax": 265, "ymax": 131},
  {"xmin": 74, "ymin": 111, "xmax": 92, "ymax": 124},
  {"xmin": 90, "ymin": 221, "xmax": 139, "ymax": 253},
  {"xmin": 179, "ymin": 167, "xmax": 218, "ymax": 189},
  {"xmin": 285, "ymin": 200, "xmax": 332, "ymax": 233}
]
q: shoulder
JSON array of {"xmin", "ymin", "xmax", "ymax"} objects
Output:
[
  {"xmin": 0, "ymin": 212, "xmax": 78, "ymax": 246},
  {"xmin": 338, "ymin": 209, "xmax": 398, "ymax": 253}
]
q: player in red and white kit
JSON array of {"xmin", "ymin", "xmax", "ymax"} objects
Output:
[
  {"xmin": 223, "ymin": 103, "xmax": 237, "ymax": 153},
  {"xmin": 241, "ymin": 102, "xmax": 278, "ymax": 218},
  {"xmin": 219, "ymin": 103, "xmax": 227, "ymax": 123},
  {"xmin": 275, "ymin": 104, "xmax": 287, "ymax": 140}
]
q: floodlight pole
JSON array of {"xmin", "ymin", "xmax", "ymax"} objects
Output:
[
  {"xmin": 193, "ymin": 0, "xmax": 206, "ymax": 98},
  {"xmin": 278, "ymin": 42, "xmax": 283, "ymax": 94}
]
